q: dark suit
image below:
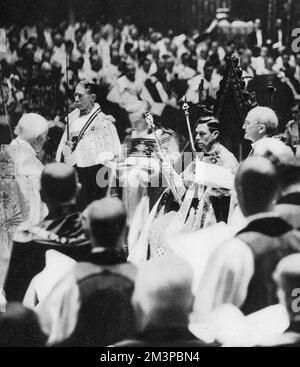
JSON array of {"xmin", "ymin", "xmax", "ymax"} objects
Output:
[
  {"xmin": 38, "ymin": 247, "xmax": 137, "ymax": 347},
  {"xmin": 247, "ymin": 30, "xmax": 265, "ymax": 57},
  {"xmin": 275, "ymin": 192, "xmax": 300, "ymax": 228},
  {"xmin": 236, "ymin": 216, "xmax": 300, "ymax": 314}
]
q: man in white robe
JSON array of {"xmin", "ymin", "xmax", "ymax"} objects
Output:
[{"xmin": 0, "ymin": 113, "xmax": 48, "ymax": 307}]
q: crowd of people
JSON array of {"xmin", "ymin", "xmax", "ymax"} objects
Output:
[
  {"xmin": 2, "ymin": 14, "xmax": 300, "ymax": 347},
  {"xmin": 1, "ymin": 15, "xmax": 300, "ymax": 149}
]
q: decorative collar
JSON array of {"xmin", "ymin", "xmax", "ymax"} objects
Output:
[
  {"xmin": 45, "ymin": 204, "xmax": 78, "ymax": 220},
  {"xmin": 78, "ymin": 103, "xmax": 100, "ymax": 117}
]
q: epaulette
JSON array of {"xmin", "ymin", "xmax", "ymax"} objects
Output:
[
  {"xmin": 30, "ymin": 226, "xmax": 69, "ymax": 244},
  {"xmin": 14, "ymin": 225, "xmax": 68, "ymax": 245}
]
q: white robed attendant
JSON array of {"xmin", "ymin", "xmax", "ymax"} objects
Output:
[
  {"xmin": 56, "ymin": 83, "xmax": 121, "ymax": 168},
  {"xmin": 0, "ymin": 113, "xmax": 49, "ymax": 302},
  {"xmin": 56, "ymin": 81, "xmax": 121, "ymax": 207}
]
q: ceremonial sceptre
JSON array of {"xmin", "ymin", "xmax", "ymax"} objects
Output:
[
  {"xmin": 267, "ymin": 85, "xmax": 276, "ymax": 109},
  {"xmin": 65, "ymin": 47, "xmax": 70, "ymax": 141},
  {"xmin": 144, "ymin": 109, "xmax": 182, "ymax": 204},
  {"xmin": 180, "ymin": 96, "xmax": 196, "ymax": 154}
]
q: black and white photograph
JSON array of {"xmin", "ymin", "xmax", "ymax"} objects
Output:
[{"xmin": 1, "ymin": 0, "xmax": 300, "ymax": 351}]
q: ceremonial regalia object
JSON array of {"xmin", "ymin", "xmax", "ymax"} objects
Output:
[
  {"xmin": 214, "ymin": 55, "xmax": 257, "ymax": 159},
  {"xmin": 120, "ymin": 126, "xmax": 180, "ymax": 228}
]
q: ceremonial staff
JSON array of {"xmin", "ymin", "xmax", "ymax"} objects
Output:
[
  {"xmin": 0, "ymin": 27, "xmax": 13, "ymax": 142},
  {"xmin": 0, "ymin": 79, "xmax": 13, "ymax": 142},
  {"xmin": 267, "ymin": 85, "xmax": 276, "ymax": 109},
  {"xmin": 180, "ymin": 96, "xmax": 196, "ymax": 154},
  {"xmin": 144, "ymin": 109, "xmax": 182, "ymax": 204},
  {"xmin": 65, "ymin": 48, "xmax": 70, "ymax": 141}
]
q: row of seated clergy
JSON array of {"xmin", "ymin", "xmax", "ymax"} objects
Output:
[
  {"xmin": 194, "ymin": 157, "xmax": 300, "ymax": 318},
  {"xmin": 4, "ymin": 163, "xmax": 91, "ymax": 303}
]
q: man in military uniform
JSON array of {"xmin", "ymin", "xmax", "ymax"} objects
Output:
[{"xmin": 5, "ymin": 163, "xmax": 90, "ymax": 303}]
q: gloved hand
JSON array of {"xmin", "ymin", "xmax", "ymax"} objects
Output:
[{"xmin": 62, "ymin": 140, "xmax": 74, "ymax": 158}]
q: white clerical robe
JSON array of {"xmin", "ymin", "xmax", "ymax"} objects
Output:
[
  {"xmin": 8, "ymin": 137, "xmax": 47, "ymax": 225},
  {"xmin": 56, "ymin": 103, "xmax": 121, "ymax": 168},
  {"xmin": 0, "ymin": 138, "xmax": 47, "ymax": 290}
]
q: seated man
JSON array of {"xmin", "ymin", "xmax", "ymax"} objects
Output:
[
  {"xmin": 194, "ymin": 157, "xmax": 300, "ymax": 317},
  {"xmin": 37, "ymin": 197, "xmax": 136, "ymax": 347},
  {"xmin": 115, "ymin": 254, "xmax": 217, "ymax": 347},
  {"xmin": 4, "ymin": 163, "xmax": 91, "ymax": 303}
]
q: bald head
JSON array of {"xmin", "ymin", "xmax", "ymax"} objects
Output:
[
  {"xmin": 235, "ymin": 157, "xmax": 279, "ymax": 216},
  {"xmin": 0, "ymin": 303, "xmax": 46, "ymax": 347},
  {"xmin": 41, "ymin": 163, "xmax": 79, "ymax": 204},
  {"xmin": 86, "ymin": 197, "xmax": 127, "ymax": 248},
  {"xmin": 132, "ymin": 255, "xmax": 193, "ymax": 331},
  {"xmin": 243, "ymin": 107, "xmax": 278, "ymax": 143},
  {"xmin": 15, "ymin": 113, "xmax": 48, "ymax": 152}
]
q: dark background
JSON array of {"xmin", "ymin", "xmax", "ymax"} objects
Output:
[{"xmin": 1, "ymin": 0, "xmax": 300, "ymax": 36}]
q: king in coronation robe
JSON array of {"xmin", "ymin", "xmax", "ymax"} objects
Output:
[{"xmin": 127, "ymin": 115, "xmax": 239, "ymax": 263}]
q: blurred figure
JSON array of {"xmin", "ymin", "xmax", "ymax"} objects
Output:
[
  {"xmin": 37, "ymin": 197, "xmax": 136, "ymax": 346},
  {"xmin": 9, "ymin": 113, "xmax": 49, "ymax": 224},
  {"xmin": 275, "ymin": 159, "xmax": 300, "ymax": 228},
  {"xmin": 253, "ymin": 46, "xmax": 269, "ymax": 75},
  {"xmin": 107, "ymin": 62, "xmax": 143, "ymax": 113},
  {"xmin": 0, "ymin": 302, "xmax": 46, "ymax": 347},
  {"xmin": 255, "ymin": 254, "xmax": 300, "ymax": 346},
  {"xmin": 115, "ymin": 255, "xmax": 217, "ymax": 347},
  {"xmin": 240, "ymin": 56, "xmax": 255, "ymax": 85},
  {"xmin": 5, "ymin": 163, "xmax": 90, "ymax": 304},
  {"xmin": 270, "ymin": 18, "xmax": 285, "ymax": 51},
  {"xmin": 194, "ymin": 157, "xmax": 300, "ymax": 317},
  {"xmin": 247, "ymin": 18, "xmax": 265, "ymax": 57},
  {"xmin": 270, "ymin": 254, "xmax": 300, "ymax": 346}
]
